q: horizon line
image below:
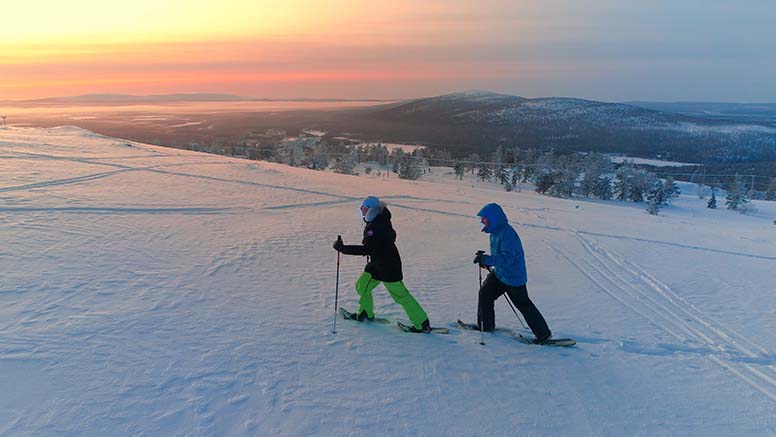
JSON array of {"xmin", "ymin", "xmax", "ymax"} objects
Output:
[{"xmin": 2, "ymin": 91, "xmax": 776, "ymax": 106}]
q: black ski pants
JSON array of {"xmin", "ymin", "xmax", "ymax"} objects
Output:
[{"xmin": 477, "ymin": 272, "xmax": 551, "ymax": 339}]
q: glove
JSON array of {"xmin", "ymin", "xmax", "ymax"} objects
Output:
[
  {"xmin": 333, "ymin": 236, "xmax": 344, "ymax": 252},
  {"xmin": 473, "ymin": 251, "xmax": 485, "ymax": 267}
]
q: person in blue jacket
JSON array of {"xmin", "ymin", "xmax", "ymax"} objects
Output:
[{"xmin": 473, "ymin": 203, "xmax": 552, "ymax": 343}]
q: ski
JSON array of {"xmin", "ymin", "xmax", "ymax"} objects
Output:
[
  {"xmin": 456, "ymin": 320, "xmax": 521, "ymax": 335},
  {"xmin": 339, "ymin": 307, "xmax": 391, "ymax": 324},
  {"xmin": 456, "ymin": 320, "xmax": 575, "ymax": 347},
  {"xmin": 339, "ymin": 308, "xmax": 448, "ymax": 334},
  {"xmin": 339, "ymin": 308, "xmax": 450, "ymax": 334},
  {"xmin": 397, "ymin": 321, "xmax": 449, "ymax": 334},
  {"xmin": 514, "ymin": 334, "xmax": 576, "ymax": 347}
]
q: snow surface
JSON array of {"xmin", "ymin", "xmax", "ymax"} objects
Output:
[{"xmin": 1, "ymin": 126, "xmax": 776, "ymax": 436}]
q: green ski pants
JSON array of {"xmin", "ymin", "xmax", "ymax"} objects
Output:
[{"xmin": 355, "ymin": 272, "xmax": 428, "ymax": 329}]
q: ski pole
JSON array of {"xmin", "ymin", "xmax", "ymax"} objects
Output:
[
  {"xmin": 332, "ymin": 235, "xmax": 342, "ymax": 334},
  {"xmin": 484, "ymin": 264, "xmax": 527, "ymax": 329},
  {"xmin": 503, "ymin": 293, "xmax": 527, "ymax": 329},
  {"xmin": 477, "ymin": 253, "xmax": 485, "ymax": 346}
]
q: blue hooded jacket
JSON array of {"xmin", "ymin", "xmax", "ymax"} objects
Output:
[{"xmin": 477, "ymin": 203, "xmax": 527, "ymax": 286}]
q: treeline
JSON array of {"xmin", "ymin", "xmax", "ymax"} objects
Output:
[
  {"xmin": 194, "ymin": 131, "xmax": 770, "ymax": 214},
  {"xmin": 234, "ymin": 133, "xmax": 433, "ymax": 181},
  {"xmin": 452, "ymin": 146, "xmax": 681, "ymax": 215},
  {"xmin": 446, "ymin": 145, "xmax": 764, "ymax": 215}
]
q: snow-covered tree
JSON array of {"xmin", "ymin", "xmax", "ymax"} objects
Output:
[
  {"xmin": 579, "ymin": 153, "xmax": 611, "ymax": 184},
  {"xmin": 453, "ymin": 163, "xmax": 465, "ymax": 181},
  {"xmin": 646, "ymin": 180, "xmax": 665, "ymax": 215},
  {"xmin": 766, "ymin": 178, "xmax": 776, "ymax": 201},
  {"xmin": 614, "ymin": 166, "xmax": 655, "ymax": 202},
  {"xmin": 614, "ymin": 167, "xmax": 634, "ymax": 201},
  {"xmin": 535, "ymin": 172, "xmax": 558, "ymax": 194},
  {"xmin": 428, "ymin": 148, "xmax": 451, "ymax": 167},
  {"xmin": 553, "ymin": 154, "xmax": 579, "ymax": 198},
  {"xmin": 630, "ymin": 171, "xmax": 655, "ymax": 203},
  {"xmin": 310, "ymin": 142, "xmax": 329, "ymax": 170},
  {"xmin": 465, "ymin": 153, "xmax": 481, "ymax": 175},
  {"xmin": 578, "ymin": 171, "xmax": 599, "ymax": 197},
  {"xmin": 391, "ymin": 149, "xmax": 404, "ymax": 174},
  {"xmin": 492, "ymin": 146, "xmax": 505, "ymax": 184},
  {"xmin": 661, "ymin": 176, "xmax": 680, "ymax": 205},
  {"xmin": 497, "ymin": 165, "xmax": 510, "ymax": 186},
  {"xmin": 477, "ymin": 163, "xmax": 493, "ymax": 182},
  {"xmin": 725, "ymin": 174, "xmax": 750, "ymax": 212},
  {"xmin": 358, "ymin": 143, "xmax": 390, "ymax": 173},
  {"xmin": 398, "ymin": 155, "xmax": 422, "ymax": 180},
  {"xmin": 521, "ymin": 148, "xmax": 539, "ymax": 183},
  {"xmin": 593, "ymin": 176, "xmax": 614, "ymax": 200},
  {"xmin": 272, "ymin": 138, "xmax": 310, "ymax": 167},
  {"xmin": 511, "ymin": 166, "xmax": 521, "ymax": 189},
  {"xmin": 289, "ymin": 139, "xmax": 307, "ymax": 167},
  {"xmin": 534, "ymin": 152, "xmax": 555, "ymax": 177},
  {"xmin": 646, "ymin": 196, "xmax": 661, "ymax": 215},
  {"xmin": 510, "ymin": 146, "xmax": 522, "ymax": 163},
  {"xmin": 707, "ymin": 188, "xmax": 717, "ymax": 209},
  {"xmin": 577, "ymin": 152, "xmax": 612, "ymax": 198},
  {"xmin": 554, "ymin": 170, "xmax": 576, "ymax": 198},
  {"xmin": 333, "ymin": 148, "xmax": 358, "ymax": 175}
]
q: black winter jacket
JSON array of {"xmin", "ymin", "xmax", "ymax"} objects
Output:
[{"xmin": 338, "ymin": 206, "xmax": 403, "ymax": 282}]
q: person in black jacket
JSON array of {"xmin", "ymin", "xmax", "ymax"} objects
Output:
[{"xmin": 334, "ymin": 196, "xmax": 431, "ymax": 332}]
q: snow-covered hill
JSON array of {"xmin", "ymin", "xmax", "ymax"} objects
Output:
[
  {"xmin": 1, "ymin": 126, "xmax": 775, "ymax": 435},
  {"xmin": 368, "ymin": 92, "xmax": 776, "ymax": 163}
]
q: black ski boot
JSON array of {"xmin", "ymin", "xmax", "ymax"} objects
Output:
[
  {"xmin": 407, "ymin": 319, "xmax": 431, "ymax": 333},
  {"xmin": 357, "ymin": 310, "xmax": 374, "ymax": 322},
  {"xmin": 531, "ymin": 333, "xmax": 552, "ymax": 345}
]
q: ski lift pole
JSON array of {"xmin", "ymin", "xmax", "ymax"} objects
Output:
[{"xmin": 332, "ymin": 236, "xmax": 342, "ymax": 334}]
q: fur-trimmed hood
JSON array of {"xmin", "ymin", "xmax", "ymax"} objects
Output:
[{"xmin": 364, "ymin": 201, "xmax": 388, "ymax": 223}]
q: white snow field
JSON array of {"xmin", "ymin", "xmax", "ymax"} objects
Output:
[{"xmin": 1, "ymin": 126, "xmax": 775, "ymax": 436}]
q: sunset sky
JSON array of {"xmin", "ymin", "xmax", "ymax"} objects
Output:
[{"xmin": 2, "ymin": 0, "xmax": 775, "ymax": 101}]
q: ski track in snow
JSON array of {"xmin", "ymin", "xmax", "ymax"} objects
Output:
[
  {"xmin": 521, "ymin": 207, "xmax": 776, "ymax": 403},
  {"xmin": 574, "ymin": 234, "xmax": 776, "ymax": 401},
  {"xmin": 576, "ymin": 230, "xmax": 776, "ymax": 261}
]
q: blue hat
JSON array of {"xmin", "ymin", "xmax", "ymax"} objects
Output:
[{"xmin": 361, "ymin": 196, "xmax": 380, "ymax": 209}]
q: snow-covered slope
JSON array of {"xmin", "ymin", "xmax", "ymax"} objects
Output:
[
  {"xmin": 371, "ymin": 92, "xmax": 776, "ymax": 163},
  {"xmin": 1, "ymin": 126, "xmax": 775, "ymax": 435}
]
